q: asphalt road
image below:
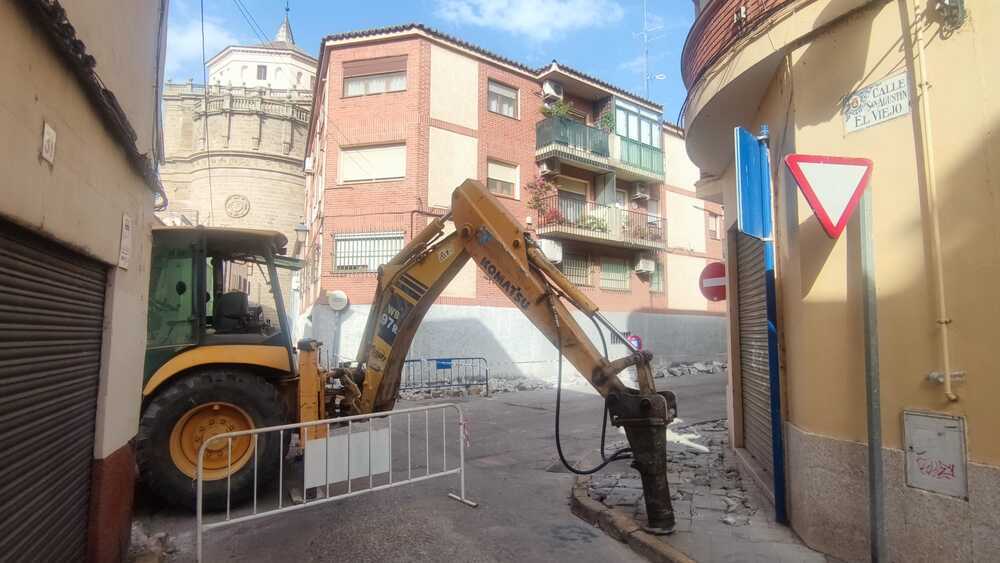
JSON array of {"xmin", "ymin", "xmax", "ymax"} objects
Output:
[{"xmin": 136, "ymin": 372, "xmax": 726, "ymax": 562}]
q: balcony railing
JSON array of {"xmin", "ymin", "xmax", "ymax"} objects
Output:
[
  {"xmin": 536, "ymin": 117, "xmax": 609, "ymax": 157},
  {"xmin": 534, "ymin": 194, "xmax": 665, "ymax": 249},
  {"xmin": 609, "ymin": 135, "xmax": 665, "ymax": 179},
  {"xmin": 193, "ymin": 95, "xmax": 311, "ymax": 123}
]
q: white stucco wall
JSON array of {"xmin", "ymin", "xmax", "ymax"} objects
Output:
[
  {"xmin": 429, "ymin": 44, "xmax": 479, "ymax": 130},
  {"xmin": 428, "ymin": 126, "xmax": 478, "ymax": 208},
  {"xmin": 208, "ymin": 48, "xmax": 316, "ymax": 90}
]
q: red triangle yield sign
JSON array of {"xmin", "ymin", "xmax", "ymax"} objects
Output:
[{"xmin": 784, "ymin": 154, "xmax": 873, "ymax": 238}]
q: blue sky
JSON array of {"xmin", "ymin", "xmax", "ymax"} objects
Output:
[{"xmin": 166, "ymin": 0, "xmax": 695, "ymax": 121}]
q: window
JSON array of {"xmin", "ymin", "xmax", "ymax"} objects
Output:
[
  {"xmin": 257, "ymin": 65, "xmax": 267, "ymax": 80},
  {"xmin": 555, "ymin": 176, "xmax": 588, "ymax": 224},
  {"xmin": 343, "ymin": 72, "xmax": 406, "ymax": 96},
  {"xmin": 339, "ymin": 144, "xmax": 406, "ymax": 183},
  {"xmin": 488, "ymin": 80, "xmax": 518, "ymax": 118},
  {"xmin": 615, "ymin": 100, "xmax": 661, "ymax": 148},
  {"xmin": 707, "ymin": 212, "xmax": 722, "ymax": 240},
  {"xmin": 343, "ymin": 55, "xmax": 407, "ymax": 97},
  {"xmin": 600, "ymin": 257, "xmax": 629, "ymax": 290},
  {"xmin": 646, "ymin": 196, "xmax": 660, "ymax": 221},
  {"xmin": 487, "ymin": 160, "xmax": 518, "ymax": 198},
  {"xmin": 560, "ymin": 253, "xmax": 590, "ymax": 286},
  {"xmin": 650, "ymin": 260, "xmax": 664, "ymax": 292},
  {"xmin": 333, "ymin": 232, "xmax": 404, "ymax": 273}
]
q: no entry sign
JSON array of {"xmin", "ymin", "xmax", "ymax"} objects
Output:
[
  {"xmin": 784, "ymin": 154, "xmax": 874, "ymax": 238},
  {"xmin": 699, "ymin": 262, "xmax": 726, "ymax": 302}
]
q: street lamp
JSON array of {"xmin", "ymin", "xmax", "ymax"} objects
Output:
[{"xmin": 292, "ymin": 221, "xmax": 308, "ymax": 257}]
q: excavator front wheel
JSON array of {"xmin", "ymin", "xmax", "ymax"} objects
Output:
[
  {"xmin": 168, "ymin": 401, "xmax": 255, "ymax": 480},
  {"xmin": 138, "ymin": 369, "xmax": 286, "ymax": 511}
]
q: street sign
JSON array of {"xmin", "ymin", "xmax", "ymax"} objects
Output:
[
  {"xmin": 784, "ymin": 154, "xmax": 873, "ymax": 238},
  {"xmin": 735, "ymin": 127, "xmax": 773, "ymax": 240},
  {"xmin": 699, "ymin": 262, "xmax": 726, "ymax": 302}
]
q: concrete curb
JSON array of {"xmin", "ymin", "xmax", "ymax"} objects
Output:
[{"xmin": 571, "ymin": 476, "xmax": 696, "ymax": 563}]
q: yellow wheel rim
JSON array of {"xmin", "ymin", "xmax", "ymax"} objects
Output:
[{"xmin": 169, "ymin": 402, "xmax": 255, "ymax": 480}]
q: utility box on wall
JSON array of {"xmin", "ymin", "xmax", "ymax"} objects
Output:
[{"xmin": 903, "ymin": 411, "xmax": 968, "ymax": 499}]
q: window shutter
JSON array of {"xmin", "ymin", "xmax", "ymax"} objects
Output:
[
  {"xmin": 340, "ymin": 144, "xmax": 406, "ymax": 182},
  {"xmin": 343, "ymin": 55, "xmax": 407, "ymax": 78},
  {"xmin": 487, "ymin": 161, "xmax": 517, "ymax": 185}
]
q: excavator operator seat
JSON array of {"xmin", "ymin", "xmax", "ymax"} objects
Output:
[{"xmin": 213, "ymin": 291, "xmax": 249, "ymax": 333}]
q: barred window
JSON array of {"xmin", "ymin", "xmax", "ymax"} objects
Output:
[
  {"xmin": 333, "ymin": 232, "xmax": 404, "ymax": 273},
  {"xmin": 559, "ymin": 253, "xmax": 590, "ymax": 286},
  {"xmin": 600, "ymin": 257, "xmax": 629, "ymax": 290},
  {"xmin": 650, "ymin": 260, "xmax": 663, "ymax": 292}
]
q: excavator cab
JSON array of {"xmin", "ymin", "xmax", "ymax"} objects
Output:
[{"xmin": 143, "ymin": 227, "xmax": 298, "ymax": 383}]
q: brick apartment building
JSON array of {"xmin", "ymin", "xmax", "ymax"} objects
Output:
[{"xmin": 299, "ymin": 24, "xmax": 725, "ymax": 381}]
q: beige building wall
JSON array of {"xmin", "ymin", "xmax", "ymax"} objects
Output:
[
  {"xmin": 666, "ymin": 254, "xmax": 709, "ymax": 311},
  {"xmin": 663, "ymin": 130, "xmax": 700, "ymax": 190},
  {"xmin": 684, "ymin": 0, "xmax": 1000, "ymax": 560},
  {"xmin": 664, "ymin": 191, "xmax": 707, "ymax": 253},
  {"xmin": 429, "ymin": 44, "xmax": 479, "ymax": 130},
  {"xmin": 2, "ymin": 1, "xmax": 165, "ymax": 559},
  {"xmin": 427, "ymin": 126, "xmax": 478, "ymax": 207},
  {"xmin": 1, "ymin": 0, "xmax": 161, "ymax": 461}
]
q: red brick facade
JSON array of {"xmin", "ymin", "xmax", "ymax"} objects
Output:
[{"xmin": 304, "ymin": 29, "xmax": 726, "ymax": 317}]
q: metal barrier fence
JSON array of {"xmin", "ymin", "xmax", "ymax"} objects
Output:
[
  {"xmin": 195, "ymin": 403, "xmax": 476, "ymax": 562},
  {"xmin": 400, "ymin": 357, "xmax": 489, "ymax": 395}
]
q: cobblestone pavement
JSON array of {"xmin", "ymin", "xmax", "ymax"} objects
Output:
[{"xmin": 587, "ymin": 419, "xmax": 834, "ymax": 562}]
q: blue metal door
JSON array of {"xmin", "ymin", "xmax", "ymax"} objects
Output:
[{"xmin": 734, "ymin": 126, "xmax": 786, "ymax": 523}]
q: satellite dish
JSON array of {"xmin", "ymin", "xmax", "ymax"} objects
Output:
[{"xmin": 327, "ymin": 290, "xmax": 349, "ymax": 311}]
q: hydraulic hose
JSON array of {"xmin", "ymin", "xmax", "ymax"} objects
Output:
[{"xmin": 550, "ymin": 296, "xmax": 631, "ymax": 475}]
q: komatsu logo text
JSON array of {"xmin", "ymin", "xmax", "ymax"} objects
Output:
[{"xmin": 479, "ymin": 257, "xmax": 530, "ymax": 309}]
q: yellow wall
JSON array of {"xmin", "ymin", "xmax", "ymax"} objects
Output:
[{"xmin": 697, "ymin": 0, "xmax": 1000, "ymax": 464}]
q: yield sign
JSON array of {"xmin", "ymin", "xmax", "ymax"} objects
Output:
[{"xmin": 784, "ymin": 154, "xmax": 873, "ymax": 238}]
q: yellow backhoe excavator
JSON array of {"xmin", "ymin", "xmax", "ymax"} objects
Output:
[{"xmin": 139, "ymin": 179, "xmax": 678, "ymax": 532}]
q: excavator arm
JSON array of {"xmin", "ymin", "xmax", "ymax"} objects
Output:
[{"xmin": 330, "ymin": 179, "xmax": 677, "ymax": 532}]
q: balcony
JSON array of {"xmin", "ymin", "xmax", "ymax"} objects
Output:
[
  {"xmin": 534, "ymin": 194, "xmax": 665, "ymax": 250},
  {"xmin": 535, "ymin": 117, "xmax": 611, "ymax": 172},
  {"xmin": 609, "ymin": 135, "xmax": 665, "ymax": 182}
]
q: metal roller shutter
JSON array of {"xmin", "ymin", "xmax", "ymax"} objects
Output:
[
  {"xmin": 736, "ymin": 232, "xmax": 773, "ymax": 482},
  {"xmin": 0, "ymin": 219, "xmax": 107, "ymax": 561}
]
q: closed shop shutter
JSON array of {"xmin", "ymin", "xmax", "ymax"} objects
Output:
[
  {"xmin": 736, "ymin": 232, "xmax": 773, "ymax": 483},
  {"xmin": 0, "ymin": 219, "xmax": 107, "ymax": 560}
]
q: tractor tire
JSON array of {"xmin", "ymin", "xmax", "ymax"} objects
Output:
[{"xmin": 137, "ymin": 369, "xmax": 287, "ymax": 511}]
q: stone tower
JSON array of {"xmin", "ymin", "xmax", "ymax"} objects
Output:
[{"xmin": 159, "ymin": 15, "xmax": 317, "ymax": 319}]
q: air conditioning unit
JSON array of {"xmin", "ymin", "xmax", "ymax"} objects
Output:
[
  {"xmin": 632, "ymin": 182, "xmax": 650, "ymax": 200},
  {"xmin": 538, "ymin": 158, "xmax": 560, "ymax": 176},
  {"xmin": 541, "ymin": 80, "xmax": 564, "ymax": 101},
  {"xmin": 635, "ymin": 257, "xmax": 655, "ymax": 273},
  {"xmin": 304, "ymin": 156, "xmax": 314, "ymax": 173},
  {"xmin": 538, "ymin": 238, "xmax": 563, "ymax": 264}
]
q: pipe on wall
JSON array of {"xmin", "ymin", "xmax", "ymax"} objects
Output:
[{"xmin": 907, "ymin": 0, "xmax": 958, "ymax": 402}]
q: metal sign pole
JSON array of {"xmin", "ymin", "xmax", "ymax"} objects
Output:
[{"xmin": 859, "ymin": 187, "xmax": 887, "ymax": 562}]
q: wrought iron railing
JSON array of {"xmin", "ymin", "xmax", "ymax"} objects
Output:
[
  {"xmin": 536, "ymin": 117, "xmax": 609, "ymax": 157},
  {"xmin": 534, "ymin": 194, "xmax": 665, "ymax": 247}
]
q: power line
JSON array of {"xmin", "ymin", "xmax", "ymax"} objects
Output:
[
  {"xmin": 230, "ymin": 0, "xmax": 270, "ymax": 45},
  {"xmin": 200, "ymin": 0, "xmax": 216, "ymax": 226},
  {"xmin": 233, "ymin": 0, "xmax": 271, "ymax": 45}
]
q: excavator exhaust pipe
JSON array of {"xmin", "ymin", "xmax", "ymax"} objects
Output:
[{"xmin": 608, "ymin": 389, "xmax": 678, "ymax": 534}]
